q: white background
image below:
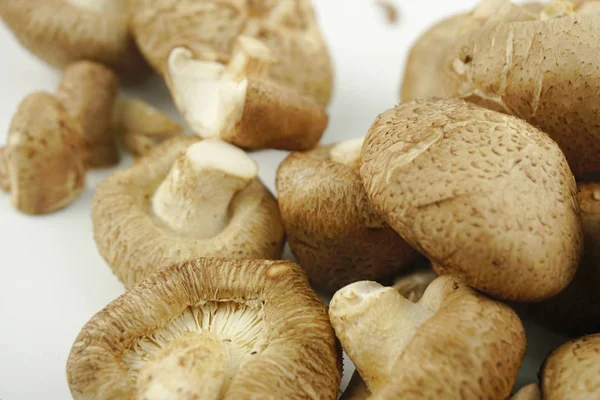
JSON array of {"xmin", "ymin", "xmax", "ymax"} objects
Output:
[{"xmin": 0, "ymin": 1, "xmax": 567, "ymax": 399}]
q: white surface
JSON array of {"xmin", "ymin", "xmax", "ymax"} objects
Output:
[{"xmin": 0, "ymin": 1, "xmax": 567, "ymax": 399}]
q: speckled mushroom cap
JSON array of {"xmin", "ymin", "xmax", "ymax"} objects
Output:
[
  {"xmin": 360, "ymin": 98, "xmax": 582, "ymax": 301},
  {"xmin": 130, "ymin": 0, "xmax": 333, "ymax": 105},
  {"xmin": 541, "ymin": 334, "xmax": 600, "ymax": 399},
  {"xmin": 526, "ymin": 182, "xmax": 600, "ymax": 336},
  {"xmin": 0, "ymin": 0, "xmax": 148, "ymax": 80},
  {"xmin": 92, "ymin": 136, "xmax": 285, "ymax": 288},
  {"xmin": 443, "ymin": 5, "xmax": 600, "ymax": 176},
  {"xmin": 329, "ymin": 276, "xmax": 526, "ymax": 399},
  {"xmin": 4, "ymin": 92, "xmax": 86, "ymax": 215},
  {"xmin": 66, "ymin": 258, "xmax": 342, "ymax": 399},
  {"xmin": 276, "ymin": 143, "xmax": 419, "ymax": 291}
]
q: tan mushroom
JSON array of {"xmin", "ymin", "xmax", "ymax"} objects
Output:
[
  {"xmin": 130, "ymin": 0, "xmax": 333, "ymax": 105},
  {"xmin": 511, "ymin": 383, "xmax": 541, "ymax": 400},
  {"xmin": 360, "ymin": 98, "xmax": 582, "ymax": 301},
  {"xmin": 66, "ymin": 258, "xmax": 342, "ymax": 399},
  {"xmin": 112, "ymin": 97, "xmax": 184, "ymax": 157},
  {"xmin": 526, "ymin": 182, "xmax": 600, "ymax": 336},
  {"xmin": 276, "ymin": 138, "xmax": 419, "ymax": 291},
  {"xmin": 0, "ymin": 0, "xmax": 148, "ymax": 80},
  {"xmin": 541, "ymin": 334, "xmax": 600, "ymax": 399},
  {"xmin": 329, "ymin": 276, "xmax": 526, "ymax": 398},
  {"xmin": 167, "ymin": 36, "xmax": 327, "ymax": 150},
  {"xmin": 340, "ymin": 265, "xmax": 437, "ymax": 400},
  {"xmin": 2, "ymin": 92, "xmax": 86, "ymax": 215},
  {"xmin": 56, "ymin": 61, "xmax": 120, "ymax": 167},
  {"xmin": 92, "ymin": 136, "xmax": 285, "ymax": 287},
  {"xmin": 444, "ymin": 0, "xmax": 600, "ymax": 176}
]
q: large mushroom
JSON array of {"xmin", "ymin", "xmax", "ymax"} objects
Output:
[
  {"xmin": 1, "ymin": 92, "xmax": 86, "ymax": 214},
  {"xmin": 167, "ymin": 36, "xmax": 327, "ymax": 150},
  {"xmin": 276, "ymin": 138, "xmax": 419, "ymax": 291},
  {"xmin": 329, "ymin": 276, "xmax": 526, "ymax": 399},
  {"xmin": 56, "ymin": 61, "xmax": 120, "ymax": 167},
  {"xmin": 360, "ymin": 98, "xmax": 582, "ymax": 301},
  {"xmin": 92, "ymin": 137, "xmax": 285, "ymax": 287},
  {"xmin": 0, "ymin": 0, "xmax": 147, "ymax": 80},
  {"xmin": 130, "ymin": 0, "xmax": 333, "ymax": 105},
  {"xmin": 540, "ymin": 334, "xmax": 600, "ymax": 399},
  {"xmin": 66, "ymin": 258, "xmax": 342, "ymax": 399}
]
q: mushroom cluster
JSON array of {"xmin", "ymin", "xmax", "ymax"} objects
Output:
[{"xmin": 1, "ymin": 0, "xmax": 599, "ymax": 398}]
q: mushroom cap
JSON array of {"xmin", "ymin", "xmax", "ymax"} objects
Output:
[
  {"xmin": 66, "ymin": 258, "xmax": 342, "ymax": 399},
  {"xmin": 526, "ymin": 182, "xmax": 600, "ymax": 336},
  {"xmin": 130, "ymin": 0, "xmax": 333, "ymax": 105},
  {"xmin": 92, "ymin": 136, "xmax": 285, "ymax": 288},
  {"xmin": 443, "ymin": 9, "xmax": 600, "ymax": 176},
  {"xmin": 6, "ymin": 92, "xmax": 86, "ymax": 214},
  {"xmin": 541, "ymin": 334, "xmax": 600, "ymax": 399},
  {"xmin": 0, "ymin": 0, "xmax": 148, "ymax": 80},
  {"xmin": 329, "ymin": 276, "xmax": 525, "ymax": 399},
  {"xmin": 360, "ymin": 98, "xmax": 582, "ymax": 301},
  {"xmin": 276, "ymin": 145, "xmax": 419, "ymax": 291}
]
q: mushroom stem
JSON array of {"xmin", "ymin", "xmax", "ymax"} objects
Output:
[
  {"xmin": 0, "ymin": 147, "xmax": 9, "ymax": 191},
  {"xmin": 329, "ymin": 281, "xmax": 434, "ymax": 392},
  {"xmin": 152, "ymin": 139, "xmax": 258, "ymax": 238},
  {"xmin": 137, "ymin": 332, "xmax": 229, "ymax": 400},
  {"xmin": 329, "ymin": 138, "xmax": 365, "ymax": 170}
]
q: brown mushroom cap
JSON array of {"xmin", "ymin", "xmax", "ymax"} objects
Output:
[
  {"xmin": 526, "ymin": 182, "xmax": 600, "ymax": 336},
  {"xmin": 329, "ymin": 276, "xmax": 526, "ymax": 399},
  {"xmin": 276, "ymin": 142, "xmax": 419, "ymax": 292},
  {"xmin": 0, "ymin": 0, "xmax": 148, "ymax": 80},
  {"xmin": 66, "ymin": 258, "xmax": 342, "ymax": 399},
  {"xmin": 92, "ymin": 136, "xmax": 285, "ymax": 287},
  {"xmin": 4, "ymin": 92, "xmax": 86, "ymax": 215},
  {"xmin": 541, "ymin": 334, "xmax": 600, "ymax": 399},
  {"xmin": 443, "ymin": 6, "xmax": 600, "ymax": 176},
  {"xmin": 360, "ymin": 98, "xmax": 582, "ymax": 301},
  {"xmin": 130, "ymin": 0, "xmax": 333, "ymax": 105},
  {"xmin": 112, "ymin": 97, "xmax": 184, "ymax": 157},
  {"xmin": 56, "ymin": 61, "xmax": 120, "ymax": 167}
]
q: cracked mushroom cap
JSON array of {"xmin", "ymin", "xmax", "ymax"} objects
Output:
[
  {"xmin": 166, "ymin": 36, "xmax": 327, "ymax": 151},
  {"xmin": 130, "ymin": 0, "xmax": 333, "ymax": 105},
  {"xmin": 443, "ymin": 1, "xmax": 600, "ymax": 176},
  {"xmin": 360, "ymin": 98, "xmax": 582, "ymax": 301},
  {"xmin": 92, "ymin": 136, "xmax": 285, "ymax": 288},
  {"xmin": 0, "ymin": 0, "xmax": 147, "ymax": 80},
  {"xmin": 540, "ymin": 334, "xmax": 600, "ymax": 399},
  {"xmin": 526, "ymin": 182, "xmax": 600, "ymax": 336},
  {"xmin": 329, "ymin": 276, "xmax": 525, "ymax": 399},
  {"xmin": 3, "ymin": 92, "xmax": 86, "ymax": 215},
  {"xmin": 66, "ymin": 258, "xmax": 342, "ymax": 399},
  {"xmin": 276, "ymin": 138, "xmax": 419, "ymax": 291}
]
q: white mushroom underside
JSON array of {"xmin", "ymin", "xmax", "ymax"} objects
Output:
[
  {"xmin": 185, "ymin": 140, "xmax": 258, "ymax": 180},
  {"xmin": 66, "ymin": 0, "xmax": 127, "ymax": 13},
  {"xmin": 123, "ymin": 301, "xmax": 266, "ymax": 390}
]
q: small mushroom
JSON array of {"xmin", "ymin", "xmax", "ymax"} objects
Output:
[
  {"xmin": 56, "ymin": 61, "xmax": 120, "ymax": 167},
  {"xmin": 526, "ymin": 182, "xmax": 600, "ymax": 336},
  {"xmin": 66, "ymin": 258, "xmax": 342, "ymax": 399},
  {"xmin": 360, "ymin": 99, "xmax": 582, "ymax": 301},
  {"xmin": 167, "ymin": 36, "xmax": 327, "ymax": 150},
  {"xmin": 130, "ymin": 0, "xmax": 333, "ymax": 105},
  {"xmin": 2, "ymin": 92, "xmax": 86, "ymax": 214},
  {"xmin": 329, "ymin": 276, "xmax": 525, "ymax": 398},
  {"xmin": 0, "ymin": 0, "xmax": 148, "ymax": 80},
  {"xmin": 540, "ymin": 334, "xmax": 600, "ymax": 399},
  {"xmin": 276, "ymin": 138, "xmax": 419, "ymax": 291},
  {"xmin": 92, "ymin": 137, "xmax": 285, "ymax": 287},
  {"xmin": 511, "ymin": 384, "xmax": 541, "ymax": 400},
  {"xmin": 112, "ymin": 97, "xmax": 184, "ymax": 157}
]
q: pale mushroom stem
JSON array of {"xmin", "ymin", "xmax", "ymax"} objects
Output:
[
  {"xmin": 329, "ymin": 281, "xmax": 434, "ymax": 392},
  {"xmin": 137, "ymin": 332, "xmax": 230, "ymax": 399},
  {"xmin": 152, "ymin": 139, "xmax": 258, "ymax": 238},
  {"xmin": 0, "ymin": 147, "xmax": 9, "ymax": 191},
  {"xmin": 329, "ymin": 138, "xmax": 365, "ymax": 170}
]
